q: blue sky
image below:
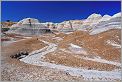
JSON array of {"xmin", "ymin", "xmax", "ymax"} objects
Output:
[{"xmin": 1, "ymin": 1, "xmax": 121, "ymax": 23}]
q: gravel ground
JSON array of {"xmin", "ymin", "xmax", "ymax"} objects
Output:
[
  {"xmin": 1, "ymin": 30, "xmax": 121, "ymax": 81},
  {"xmin": 1, "ymin": 44, "xmax": 84, "ymax": 81}
]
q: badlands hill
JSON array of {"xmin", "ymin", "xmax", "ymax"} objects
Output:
[
  {"xmin": 4, "ymin": 12, "xmax": 121, "ymax": 36},
  {"xmin": 1, "ymin": 12, "xmax": 121, "ymax": 81},
  {"xmin": 6, "ymin": 18, "xmax": 52, "ymax": 36}
]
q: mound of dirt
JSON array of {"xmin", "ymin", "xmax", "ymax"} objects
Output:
[
  {"xmin": 2, "ymin": 37, "xmax": 47, "ymax": 57},
  {"xmin": 43, "ymin": 49, "xmax": 120, "ymax": 71},
  {"xmin": 58, "ymin": 29, "xmax": 121, "ymax": 62},
  {"xmin": 1, "ymin": 29, "xmax": 121, "ymax": 81}
]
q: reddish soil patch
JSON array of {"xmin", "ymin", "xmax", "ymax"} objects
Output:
[
  {"xmin": 58, "ymin": 29, "xmax": 121, "ymax": 62},
  {"xmin": 43, "ymin": 49, "xmax": 120, "ymax": 71},
  {"xmin": 2, "ymin": 37, "xmax": 47, "ymax": 56}
]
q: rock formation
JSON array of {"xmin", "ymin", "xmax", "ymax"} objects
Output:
[{"xmin": 7, "ymin": 18, "xmax": 52, "ymax": 36}]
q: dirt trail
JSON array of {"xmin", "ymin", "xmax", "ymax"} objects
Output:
[
  {"xmin": 20, "ymin": 39, "xmax": 121, "ymax": 81},
  {"xmin": 1, "ymin": 30, "xmax": 121, "ymax": 81},
  {"xmin": 1, "ymin": 37, "xmax": 83, "ymax": 81}
]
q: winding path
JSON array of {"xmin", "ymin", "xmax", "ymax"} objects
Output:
[{"xmin": 20, "ymin": 40, "xmax": 121, "ymax": 81}]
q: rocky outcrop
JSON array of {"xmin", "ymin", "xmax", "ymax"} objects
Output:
[
  {"xmin": 90, "ymin": 12, "xmax": 121, "ymax": 35},
  {"xmin": 7, "ymin": 18, "xmax": 52, "ymax": 36},
  {"xmin": 54, "ymin": 12, "xmax": 121, "ymax": 34},
  {"xmin": 6, "ymin": 12, "xmax": 121, "ymax": 35},
  {"xmin": 11, "ymin": 18, "xmax": 40, "ymax": 27}
]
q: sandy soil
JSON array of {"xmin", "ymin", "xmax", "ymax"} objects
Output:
[
  {"xmin": 58, "ymin": 29, "xmax": 121, "ymax": 62},
  {"xmin": 1, "ymin": 35, "xmax": 84, "ymax": 81},
  {"xmin": 43, "ymin": 49, "xmax": 120, "ymax": 71},
  {"xmin": 1, "ymin": 29, "xmax": 121, "ymax": 81}
]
